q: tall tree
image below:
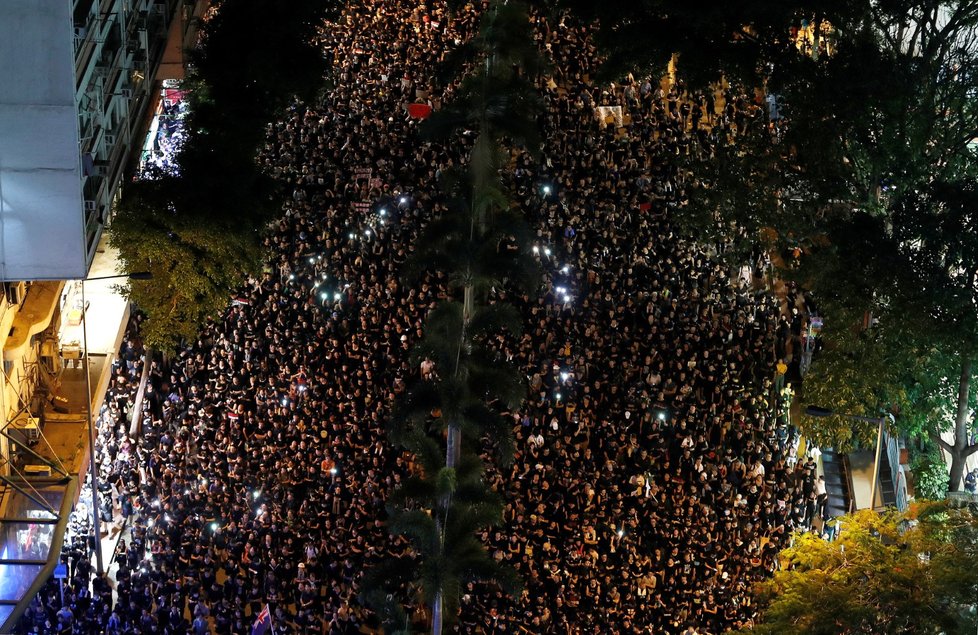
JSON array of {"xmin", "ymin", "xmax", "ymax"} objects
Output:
[
  {"xmin": 739, "ymin": 503, "xmax": 978, "ymax": 634},
  {"xmin": 364, "ymin": 2, "xmax": 543, "ymax": 632},
  {"xmin": 110, "ymin": 176, "xmax": 263, "ymax": 349},
  {"xmin": 790, "ymin": 176, "xmax": 978, "ymax": 490},
  {"xmin": 668, "ymin": 0, "xmax": 978, "ymax": 491},
  {"xmin": 880, "ymin": 179, "xmax": 978, "ymax": 489}
]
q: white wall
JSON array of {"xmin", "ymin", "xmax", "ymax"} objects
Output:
[{"xmin": 0, "ymin": 0, "xmax": 87, "ymax": 280}]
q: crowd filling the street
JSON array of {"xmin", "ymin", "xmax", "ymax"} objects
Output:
[{"xmin": 20, "ymin": 1, "xmax": 824, "ymax": 634}]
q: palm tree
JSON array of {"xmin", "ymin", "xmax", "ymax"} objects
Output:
[
  {"xmin": 363, "ymin": 1, "xmax": 545, "ymax": 632},
  {"xmin": 381, "ymin": 296, "xmax": 527, "ymax": 632},
  {"xmin": 415, "ymin": 0, "xmax": 544, "ymax": 471},
  {"xmin": 408, "ymin": 434, "xmax": 520, "ymax": 622}
]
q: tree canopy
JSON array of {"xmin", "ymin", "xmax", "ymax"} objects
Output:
[
  {"xmin": 552, "ymin": 0, "xmax": 866, "ymax": 83},
  {"xmin": 741, "ymin": 503, "xmax": 978, "ymax": 634},
  {"xmin": 636, "ymin": 0, "xmax": 978, "ymax": 488}
]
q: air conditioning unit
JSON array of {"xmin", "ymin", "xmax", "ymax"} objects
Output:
[
  {"xmin": 6, "ymin": 281, "xmax": 26, "ymax": 306},
  {"xmin": 10, "ymin": 415, "xmax": 41, "ymax": 447},
  {"xmin": 104, "ymin": 134, "xmax": 116, "ymax": 146},
  {"xmin": 40, "ymin": 338, "xmax": 58, "ymax": 358},
  {"xmin": 84, "ymin": 200, "xmax": 97, "ymax": 212},
  {"xmin": 93, "ymin": 165, "xmax": 108, "ymax": 177},
  {"xmin": 120, "ymin": 88, "xmax": 132, "ymax": 99}
]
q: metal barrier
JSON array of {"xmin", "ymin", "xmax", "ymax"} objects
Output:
[
  {"xmin": 128, "ymin": 348, "xmax": 154, "ymax": 436},
  {"xmin": 884, "ymin": 430, "xmax": 908, "ymax": 511},
  {"xmin": 841, "ymin": 453, "xmax": 857, "ymax": 514}
]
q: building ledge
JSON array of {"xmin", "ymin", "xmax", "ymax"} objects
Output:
[{"xmin": 4, "ymin": 281, "xmax": 64, "ymax": 362}]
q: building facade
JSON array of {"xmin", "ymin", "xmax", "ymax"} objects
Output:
[
  {"xmin": 0, "ymin": 0, "xmax": 205, "ymax": 625},
  {"xmin": 73, "ymin": 0, "xmax": 187, "ymax": 259}
]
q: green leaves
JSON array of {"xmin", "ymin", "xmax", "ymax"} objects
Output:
[
  {"xmin": 422, "ymin": 0, "xmax": 544, "ymax": 155},
  {"xmin": 390, "ymin": 510, "xmax": 441, "ymax": 556},
  {"xmin": 911, "ymin": 443, "xmax": 952, "ymax": 499},
  {"xmin": 109, "ymin": 178, "xmax": 263, "ymax": 349},
  {"xmin": 376, "ymin": 448, "xmax": 512, "ymax": 629},
  {"xmin": 189, "ymin": 0, "xmax": 335, "ymax": 122},
  {"xmin": 745, "ymin": 505, "xmax": 978, "ymax": 634},
  {"xmin": 554, "ymin": 0, "xmax": 812, "ymax": 83},
  {"xmin": 890, "ymin": 179, "xmax": 978, "ymax": 350}
]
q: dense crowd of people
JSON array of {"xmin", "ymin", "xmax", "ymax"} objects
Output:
[
  {"xmin": 139, "ymin": 85, "xmax": 188, "ymax": 178},
  {"xmin": 19, "ymin": 1, "xmax": 822, "ymax": 633}
]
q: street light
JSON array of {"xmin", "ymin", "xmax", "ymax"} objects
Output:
[
  {"xmin": 86, "ymin": 272, "xmax": 152, "ymax": 282},
  {"xmin": 804, "ymin": 405, "xmax": 894, "ymax": 511},
  {"xmin": 80, "ymin": 270, "xmax": 151, "ymax": 575}
]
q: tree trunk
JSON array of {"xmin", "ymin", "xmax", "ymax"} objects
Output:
[
  {"xmin": 948, "ymin": 449, "xmax": 968, "ymax": 492},
  {"xmin": 947, "ymin": 354, "xmax": 972, "ymax": 491},
  {"xmin": 432, "ymin": 590, "xmax": 444, "ymax": 635},
  {"xmin": 434, "ymin": 285, "xmax": 473, "ymax": 635},
  {"xmin": 446, "ymin": 287, "xmax": 474, "ymax": 472}
]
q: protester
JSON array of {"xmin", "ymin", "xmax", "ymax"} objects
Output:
[{"xmin": 19, "ymin": 2, "xmax": 816, "ymax": 634}]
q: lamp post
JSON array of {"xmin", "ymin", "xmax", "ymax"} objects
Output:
[
  {"xmin": 80, "ymin": 271, "xmax": 150, "ymax": 575},
  {"xmin": 804, "ymin": 406, "xmax": 893, "ymax": 511}
]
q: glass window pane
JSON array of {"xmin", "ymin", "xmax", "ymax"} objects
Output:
[
  {"xmin": 0, "ymin": 522, "xmax": 55, "ymax": 562},
  {"xmin": 0, "ymin": 564, "xmax": 44, "ymax": 602}
]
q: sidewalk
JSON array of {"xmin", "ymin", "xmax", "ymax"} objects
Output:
[
  {"xmin": 0, "ymin": 232, "xmax": 135, "ymax": 630},
  {"xmin": 37, "ymin": 352, "xmax": 130, "ymax": 573}
]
